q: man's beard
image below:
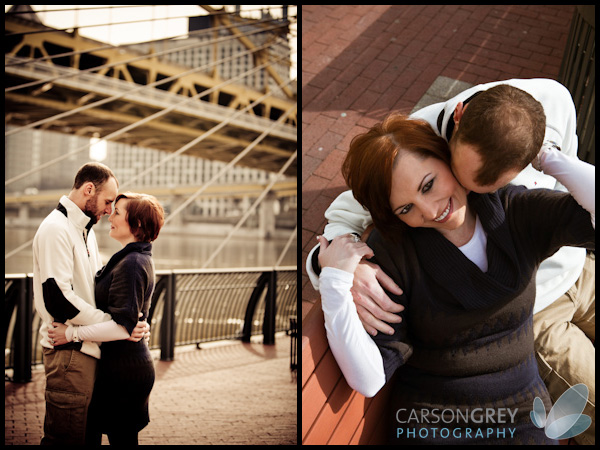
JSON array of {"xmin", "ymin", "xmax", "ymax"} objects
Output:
[{"xmin": 83, "ymin": 195, "xmax": 100, "ymax": 225}]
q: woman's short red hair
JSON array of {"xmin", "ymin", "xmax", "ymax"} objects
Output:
[
  {"xmin": 342, "ymin": 114, "xmax": 450, "ymax": 241},
  {"xmin": 116, "ymin": 192, "xmax": 165, "ymax": 242}
]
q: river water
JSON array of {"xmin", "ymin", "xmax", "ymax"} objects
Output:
[{"xmin": 5, "ymin": 226, "xmax": 297, "ymax": 274}]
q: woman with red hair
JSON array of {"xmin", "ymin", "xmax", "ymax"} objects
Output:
[{"xmin": 316, "ymin": 114, "xmax": 594, "ymax": 444}]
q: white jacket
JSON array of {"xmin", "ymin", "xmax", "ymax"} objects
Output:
[
  {"xmin": 307, "ymin": 78, "xmax": 586, "ymax": 314},
  {"xmin": 33, "ymin": 195, "xmax": 111, "ymax": 359}
]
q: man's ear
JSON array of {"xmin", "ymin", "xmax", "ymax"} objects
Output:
[
  {"xmin": 82, "ymin": 181, "xmax": 96, "ymax": 197},
  {"xmin": 453, "ymin": 101, "xmax": 468, "ymax": 127}
]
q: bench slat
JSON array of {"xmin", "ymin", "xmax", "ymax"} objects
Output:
[{"xmin": 302, "ymin": 298, "xmax": 393, "ymax": 445}]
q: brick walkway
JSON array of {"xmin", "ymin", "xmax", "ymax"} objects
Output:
[
  {"xmin": 5, "ymin": 335, "xmax": 296, "ymax": 445},
  {"xmin": 301, "ymin": 5, "xmax": 575, "ymax": 318}
]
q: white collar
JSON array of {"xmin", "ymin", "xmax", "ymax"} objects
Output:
[{"xmin": 59, "ymin": 195, "xmax": 94, "ymax": 231}]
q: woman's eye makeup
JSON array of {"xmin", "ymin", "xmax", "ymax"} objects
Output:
[
  {"xmin": 398, "ymin": 205, "xmax": 412, "ymax": 215},
  {"xmin": 396, "ymin": 177, "xmax": 435, "ymax": 216},
  {"xmin": 422, "ymin": 178, "xmax": 434, "ymax": 193}
]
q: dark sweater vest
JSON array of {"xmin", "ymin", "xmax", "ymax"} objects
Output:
[{"xmin": 367, "ymin": 186, "xmax": 594, "ymax": 444}]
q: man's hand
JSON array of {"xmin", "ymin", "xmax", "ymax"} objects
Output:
[
  {"xmin": 532, "ymin": 140, "xmax": 560, "ymax": 172},
  {"xmin": 128, "ymin": 312, "xmax": 150, "ymax": 343},
  {"xmin": 351, "ymin": 260, "xmax": 404, "ymax": 336}
]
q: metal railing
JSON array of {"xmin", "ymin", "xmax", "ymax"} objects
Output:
[
  {"xmin": 5, "ymin": 266, "xmax": 296, "ymax": 382},
  {"xmin": 289, "ymin": 317, "xmax": 297, "ymax": 372}
]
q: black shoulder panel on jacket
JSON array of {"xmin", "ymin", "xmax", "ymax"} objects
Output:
[{"xmin": 43, "ymin": 278, "xmax": 80, "ymax": 323}]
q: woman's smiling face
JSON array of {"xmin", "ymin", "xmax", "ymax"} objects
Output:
[{"xmin": 389, "ymin": 151, "xmax": 469, "ymax": 232}]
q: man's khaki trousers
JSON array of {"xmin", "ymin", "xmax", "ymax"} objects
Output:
[{"xmin": 41, "ymin": 347, "xmax": 98, "ymax": 445}]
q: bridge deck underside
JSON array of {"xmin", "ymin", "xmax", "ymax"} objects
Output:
[{"xmin": 5, "ymin": 73, "xmax": 296, "ymax": 176}]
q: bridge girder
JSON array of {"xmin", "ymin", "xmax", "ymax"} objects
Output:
[{"xmin": 5, "ymin": 14, "xmax": 297, "ymax": 176}]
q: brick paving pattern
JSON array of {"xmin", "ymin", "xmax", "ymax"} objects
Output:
[
  {"xmin": 5, "ymin": 336, "xmax": 296, "ymax": 445},
  {"xmin": 301, "ymin": 5, "xmax": 575, "ymax": 318}
]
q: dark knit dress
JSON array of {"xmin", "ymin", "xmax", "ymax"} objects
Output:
[
  {"xmin": 89, "ymin": 242, "xmax": 156, "ymax": 434},
  {"xmin": 367, "ymin": 186, "xmax": 595, "ymax": 445}
]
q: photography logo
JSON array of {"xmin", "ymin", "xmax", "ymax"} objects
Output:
[{"xmin": 530, "ymin": 383, "xmax": 591, "ymax": 440}]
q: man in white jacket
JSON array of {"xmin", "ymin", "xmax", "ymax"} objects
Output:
[
  {"xmin": 306, "ymin": 78, "xmax": 595, "ymax": 444},
  {"xmin": 33, "ymin": 162, "xmax": 148, "ymax": 445}
]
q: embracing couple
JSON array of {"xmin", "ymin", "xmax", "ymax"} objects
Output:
[
  {"xmin": 307, "ymin": 79, "xmax": 595, "ymax": 444},
  {"xmin": 33, "ymin": 162, "xmax": 165, "ymax": 445}
]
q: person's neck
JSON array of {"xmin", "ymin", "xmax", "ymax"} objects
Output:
[
  {"xmin": 439, "ymin": 205, "xmax": 477, "ymax": 248},
  {"xmin": 67, "ymin": 190, "xmax": 86, "ymax": 211},
  {"xmin": 116, "ymin": 237, "xmax": 138, "ymax": 248}
]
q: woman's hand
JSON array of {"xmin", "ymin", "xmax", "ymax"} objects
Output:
[
  {"xmin": 127, "ymin": 312, "xmax": 150, "ymax": 343},
  {"xmin": 48, "ymin": 322, "xmax": 70, "ymax": 346},
  {"xmin": 128, "ymin": 321, "xmax": 150, "ymax": 342},
  {"xmin": 317, "ymin": 234, "xmax": 374, "ymax": 274}
]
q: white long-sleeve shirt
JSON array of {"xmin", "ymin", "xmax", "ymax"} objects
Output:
[
  {"xmin": 320, "ymin": 266, "xmax": 385, "ymax": 397},
  {"xmin": 65, "ymin": 320, "xmax": 130, "ymax": 343}
]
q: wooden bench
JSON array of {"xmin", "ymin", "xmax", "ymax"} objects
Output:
[{"xmin": 301, "ymin": 298, "xmax": 394, "ymax": 445}]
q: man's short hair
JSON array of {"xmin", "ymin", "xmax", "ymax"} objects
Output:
[
  {"xmin": 72, "ymin": 162, "xmax": 118, "ymax": 191},
  {"xmin": 452, "ymin": 84, "xmax": 546, "ymax": 186}
]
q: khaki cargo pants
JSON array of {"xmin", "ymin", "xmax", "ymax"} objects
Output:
[{"xmin": 41, "ymin": 348, "xmax": 98, "ymax": 445}]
